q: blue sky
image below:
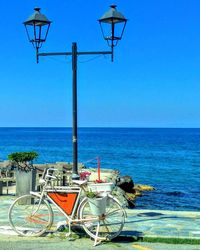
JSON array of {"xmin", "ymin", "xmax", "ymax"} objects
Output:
[{"xmin": 0, "ymin": 0, "xmax": 200, "ymax": 127}]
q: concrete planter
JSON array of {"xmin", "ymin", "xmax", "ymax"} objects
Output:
[{"xmin": 15, "ymin": 169, "xmax": 36, "ymax": 197}]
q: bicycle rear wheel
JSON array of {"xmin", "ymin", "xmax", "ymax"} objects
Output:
[
  {"xmin": 78, "ymin": 194, "xmax": 125, "ymax": 241},
  {"xmin": 9, "ymin": 194, "xmax": 53, "ymax": 236}
]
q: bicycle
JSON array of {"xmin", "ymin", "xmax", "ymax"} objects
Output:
[{"xmin": 8, "ymin": 168, "xmax": 126, "ymax": 246}]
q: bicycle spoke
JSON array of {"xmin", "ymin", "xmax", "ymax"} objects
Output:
[
  {"xmin": 101, "ymin": 220, "xmax": 110, "ymax": 233},
  {"xmin": 105, "ymin": 208, "xmax": 122, "ymax": 217},
  {"xmin": 9, "ymin": 194, "xmax": 53, "ymax": 236},
  {"xmin": 79, "ymin": 196, "xmax": 125, "ymax": 241}
]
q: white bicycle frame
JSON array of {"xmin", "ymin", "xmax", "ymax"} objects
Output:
[
  {"xmin": 31, "ymin": 168, "xmax": 123, "ymax": 246},
  {"xmin": 31, "ymin": 169, "xmax": 100, "ymax": 243}
]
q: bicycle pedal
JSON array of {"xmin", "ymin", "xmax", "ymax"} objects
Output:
[{"xmin": 56, "ymin": 220, "xmax": 68, "ymax": 232}]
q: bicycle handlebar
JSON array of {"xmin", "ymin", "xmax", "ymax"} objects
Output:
[
  {"xmin": 40, "ymin": 168, "xmax": 60, "ymax": 183},
  {"xmin": 45, "ymin": 174, "xmax": 57, "ymax": 180},
  {"xmin": 45, "ymin": 168, "xmax": 59, "ymax": 180}
]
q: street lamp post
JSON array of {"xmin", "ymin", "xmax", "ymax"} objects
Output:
[{"xmin": 23, "ymin": 5, "xmax": 127, "ymax": 179}]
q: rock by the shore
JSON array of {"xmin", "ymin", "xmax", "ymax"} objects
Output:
[
  {"xmin": 134, "ymin": 184, "xmax": 155, "ymax": 192},
  {"xmin": 115, "ymin": 175, "xmax": 155, "ymax": 208},
  {"xmin": 116, "ymin": 175, "xmax": 134, "ymax": 193}
]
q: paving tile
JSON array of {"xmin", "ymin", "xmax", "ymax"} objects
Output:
[{"xmin": 0, "ymin": 196, "xmax": 200, "ymax": 239}]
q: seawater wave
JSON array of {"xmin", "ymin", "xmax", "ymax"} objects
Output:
[{"xmin": 0, "ymin": 127, "xmax": 199, "ymax": 211}]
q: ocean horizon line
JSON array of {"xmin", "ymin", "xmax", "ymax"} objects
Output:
[{"xmin": 0, "ymin": 126, "xmax": 200, "ymax": 129}]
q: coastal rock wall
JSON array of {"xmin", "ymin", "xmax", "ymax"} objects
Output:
[
  {"xmin": 116, "ymin": 176, "xmax": 155, "ymax": 208},
  {"xmin": 0, "ymin": 161, "xmax": 155, "ymax": 208}
]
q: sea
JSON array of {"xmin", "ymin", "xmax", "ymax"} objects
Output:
[{"xmin": 0, "ymin": 127, "xmax": 199, "ymax": 212}]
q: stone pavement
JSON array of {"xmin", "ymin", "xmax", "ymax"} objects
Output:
[
  {"xmin": 0, "ymin": 195, "xmax": 200, "ymax": 240},
  {"xmin": 124, "ymin": 209, "xmax": 200, "ymax": 239}
]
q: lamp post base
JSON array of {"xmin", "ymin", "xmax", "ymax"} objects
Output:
[{"xmin": 71, "ymin": 173, "xmax": 80, "ymax": 180}]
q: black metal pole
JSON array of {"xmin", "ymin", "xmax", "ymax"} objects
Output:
[
  {"xmin": 36, "ymin": 47, "xmax": 39, "ymax": 64},
  {"xmin": 111, "ymin": 22, "xmax": 114, "ymax": 62},
  {"xmin": 71, "ymin": 42, "xmax": 79, "ymax": 179},
  {"xmin": 37, "ymin": 47, "xmax": 112, "ymax": 180}
]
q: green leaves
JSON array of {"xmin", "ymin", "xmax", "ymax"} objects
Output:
[
  {"xmin": 85, "ymin": 191, "xmax": 99, "ymax": 198},
  {"xmin": 8, "ymin": 151, "xmax": 38, "ymax": 172},
  {"xmin": 8, "ymin": 152, "xmax": 38, "ymax": 162}
]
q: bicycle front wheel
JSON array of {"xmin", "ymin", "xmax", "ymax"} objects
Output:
[
  {"xmin": 78, "ymin": 194, "xmax": 125, "ymax": 241},
  {"xmin": 9, "ymin": 194, "xmax": 53, "ymax": 236}
]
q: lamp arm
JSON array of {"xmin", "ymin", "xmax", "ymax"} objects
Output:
[{"xmin": 37, "ymin": 50, "xmax": 113, "ymax": 62}]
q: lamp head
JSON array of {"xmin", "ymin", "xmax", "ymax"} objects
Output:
[
  {"xmin": 99, "ymin": 5, "xmax": 127, "ymax": 61},
  {"xmin": 23, "ymin": 7, "xmax": 52, "ymax": 52}
]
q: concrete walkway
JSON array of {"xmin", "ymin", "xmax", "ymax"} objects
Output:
[
  {"xmin": 0, "ymin": 195, "xmax": 200, "ymax": 240},
  {"xmin": 124, "ymin": 209, "xmax": 200, "ymax": 239},
  {"xmin": 0, "ymin": 236, "xmax": 200, "ymax": 250}
]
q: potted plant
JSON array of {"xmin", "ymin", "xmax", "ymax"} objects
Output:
[
  {"xmin": 85, "ymin": 191, "xmax": 107, "ymax": 216},
  {"xmin": 8, "ymin": 151, "xmax": 38, "ymax": 197},
  {"xmin": 80, "ymin": 171, "xmax": 91, "ymax": 181}
]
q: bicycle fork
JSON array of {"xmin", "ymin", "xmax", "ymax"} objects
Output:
[{"xmin": 30, "ymin": 191, "xmax": 45, "ymax": 215}]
